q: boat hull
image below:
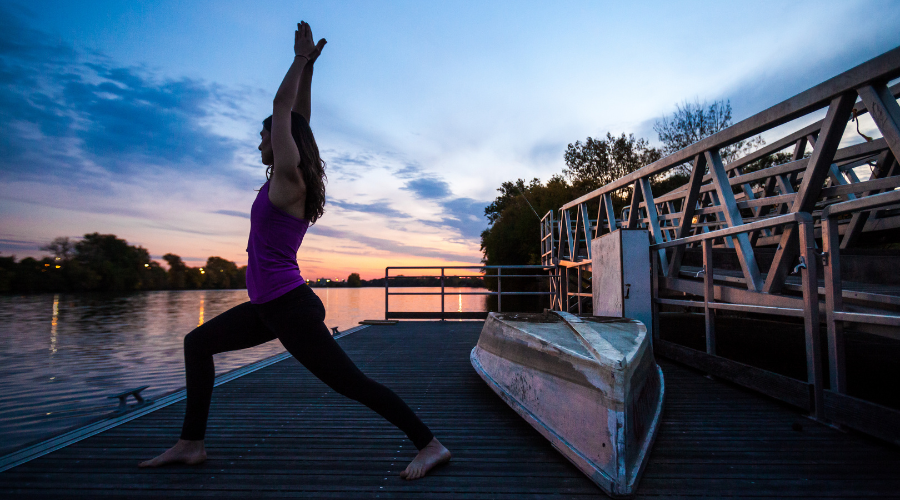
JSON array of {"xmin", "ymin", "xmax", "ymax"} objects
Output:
[{"xmin": 470, "ymin": 311, "xmax": 664, "ymax": 498}]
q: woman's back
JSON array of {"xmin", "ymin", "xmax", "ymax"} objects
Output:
[{"xmin": 246, "ymin": 181, "xmax": 310, "ymax": 304}]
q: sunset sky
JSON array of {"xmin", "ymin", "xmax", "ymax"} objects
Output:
[{"xmin": 1, "ymin": 1, "xmax": 898, "ymax": 280}]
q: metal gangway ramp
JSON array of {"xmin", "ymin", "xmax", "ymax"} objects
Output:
[{"xmin": 541, "ymin": 46, "xmax": 900, "ymax": 445}]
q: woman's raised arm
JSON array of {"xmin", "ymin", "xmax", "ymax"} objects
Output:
[
  {"xmin": 292, "ymin": 37, "xmax": 327, "ymax": 123},
  {"xmin": 271, "ymin": 22, "xmax": 323, "ymax": 184}
]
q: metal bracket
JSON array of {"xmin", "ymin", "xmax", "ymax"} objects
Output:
[
  {"xmin": 624, "ymin": 284, "xmax": 631, "ymax": 299},
  {"xmin": 791, "ymin": 256, "xmax": 808, "ymax": 275},
  {"xmin": 695, "ymin": 266, "xmax": 706, "ymax": 278}
]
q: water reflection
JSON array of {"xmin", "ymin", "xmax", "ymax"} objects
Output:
[
  {"xmin": 0, "ymin": 287, "xmax": 485, "ymax": 455},
  {"xmin": 49, "ymin": 294, "xmax": 58, "ymax": 355}
]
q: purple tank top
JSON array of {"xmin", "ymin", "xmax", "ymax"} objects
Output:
[{"xmin": 246, "ymin": 181, "xmax": 310, "ymax": 303}]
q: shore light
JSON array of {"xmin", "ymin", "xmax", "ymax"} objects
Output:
[{"xmin": 144, "ymin": 264, "xmax": 149, "ymax": 268}]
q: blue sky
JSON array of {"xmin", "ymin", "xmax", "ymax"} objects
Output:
[{"xmin": 1, "ymin": 1, "xmax": 898, "ymax": 278}]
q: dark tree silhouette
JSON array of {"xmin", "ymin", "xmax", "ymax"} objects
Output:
[
  {"xmin": 653, "ymin": 99, "xmax": 764, "ymax": 172},
  {"xmin": 563, "ymin": 133, "xmax": 662, "ymax": 194}
]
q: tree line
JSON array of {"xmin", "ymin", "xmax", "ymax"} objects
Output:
[
  {"xmin": 480, "ymin": 99, "xmax": 778, "ymax": 311},
  {"xmin": 0, "ymin": 234, "xmax": 488, "ymax": 294},
  {"xmin": 0, "ymin": 233, "xmax": 247, "ymax": 294}
]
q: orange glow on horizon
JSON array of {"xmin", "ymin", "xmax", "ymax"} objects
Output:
[
  {"xmin": 151, "ymin": 252, "xmax": 484, "ymax": 282},
  {"xmin": 297, "ymin": 253, "xmax": 484, "ymax": 281}
]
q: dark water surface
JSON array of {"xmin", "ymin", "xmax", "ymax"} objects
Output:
[{"xmin": 0, "ymin": 287, "xmax": 485, "ymax": 455}]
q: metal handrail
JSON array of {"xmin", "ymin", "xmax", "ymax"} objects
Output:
[
  {"xmin": 384, "ymin": 265, "xmax": 555, "ymax": 320},
  {"xmin": 651, "ymin": 212, "xmax": 808, "ymax": 249}
]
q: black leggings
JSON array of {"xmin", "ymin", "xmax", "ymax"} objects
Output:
[{"xmin": 180, "ymin": 284, "xmax": 434, "ymax": 450}]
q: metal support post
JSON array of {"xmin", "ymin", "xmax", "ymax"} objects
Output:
[
  {"xmin": 440, "ymin": 267, "xmax": 445, "ymax": 321},
  {"xmin": 799, "ymin": 219, "xmax": 825, "ymax": 420},
  {"xmin": 497, "ymin": 267, "xmax": 502, "ymax": 313},
  {"xmin": 559, "ymin": 265, "xmax": 568, "ymax": 312},
  {"xmin": 577, "ymin": 265, "xmax": 582, "ymax": 315},
  {"xmin": 702, "ymin": 238, "xmax": 716, "ymax": 355},
  {"xmin": 822, "ymin": 218, "xmax": 846, "ymax": 394},
  {"xmin": 651, "ymin": 249, "xmax": 660, "ymax": 343}
]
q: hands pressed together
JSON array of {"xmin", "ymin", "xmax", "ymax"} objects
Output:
[{"xmin": 295, "ymin": 21, "xmax": 327, "ymax": 64}]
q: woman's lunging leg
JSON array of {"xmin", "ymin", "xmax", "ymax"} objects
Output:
[
  {"xmin": 259, "ymin": 286, "xmax": 450, "ymax": 479},
  {"xmin": 181, "ymin": 301, "xmax": 276, "ymax": 440},
  {"xmin": 268, "ymin": 301, "xmax": 434, "ymax": 448},
  {"xmin": 139, "ymin": 301, "xmax": 276, "ymax": 467}
]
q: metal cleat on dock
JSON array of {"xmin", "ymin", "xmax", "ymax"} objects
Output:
[{"xmin": 106, "ymin": 385, "xmax": 153, "ymax": 417}]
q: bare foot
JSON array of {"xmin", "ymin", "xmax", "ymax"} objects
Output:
[
  {"xmin": 400, "ymin": 437, "xmax": 451, "ymax": 480},
  {"xmin": 138, "ymin": 439, "xmax": 207, "ymax": 467}
]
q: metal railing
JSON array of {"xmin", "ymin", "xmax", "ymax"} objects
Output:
[{"xmin": 384, "ymin": 265, "xmax": 554, "ymax": 320}]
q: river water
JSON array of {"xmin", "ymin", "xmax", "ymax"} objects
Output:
[{"xmin": 0, "ymin": 287, "xmax": 486, "ymax": 456}]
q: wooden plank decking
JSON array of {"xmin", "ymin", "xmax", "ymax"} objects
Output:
[{"xmin": 2, "ymin": 321, "xmax": 899, "ymax": 498}]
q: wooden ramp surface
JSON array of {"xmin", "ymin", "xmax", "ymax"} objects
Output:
[{"xmin": 2, "ymin": 321, "xmax": 899, "ymax": 498}]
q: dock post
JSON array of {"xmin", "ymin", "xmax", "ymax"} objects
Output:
[{"xmin": 441, "ymin": 267, "xmax": 445, "ymax": 321}]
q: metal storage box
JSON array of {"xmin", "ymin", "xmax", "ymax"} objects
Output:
[{"xmin": 591, "ymin": 229, "xmax": 652, "ymax": 333}]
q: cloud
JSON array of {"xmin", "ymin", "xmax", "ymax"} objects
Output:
[
  {"xmin": 394, "ymin": 162, "xmax": 426, "ymax": 179},
  {"xmin": 0, "ymin": 6, "xmax": 245, "ymax": 186},
  {"xmin": 329, "ymin": 199, "xmax": 412, "ymax": 219},
  {"xmin": 214, "ymin": 209, "xmax": 251, "ymax": 219},
  {"xmin": 393, "ymin": 161, "xmax": 455, "ymax": 200},
  {"xmin": 178, "ymin": 255, "xmax": 211, "ymax": 263},
  {"xmin": 68, "ymin": 65, "xmax": 237, "ymax": 170},
  {"xmin": 426, "ymin": 197, "xmax": 490, "ymax": 240},
  {"xmin": 308, "ymin": 225, "xmax": 478, "ymax": 262},
  {"xmin": 325, "ymin": 151, "xmax": 379, "ymax": 181},
  {"xmin": 402, "ymin": 177, "xmax": 452, "ymax": 199},
  {"xmin": 0, "ymin": 237, "xmax": 44, "ymax": 255},
  {"xmin": 141, "ymin": 222, "xmax": 225, "ymax": 237}
]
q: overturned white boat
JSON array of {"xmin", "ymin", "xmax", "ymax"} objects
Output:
[{"xmin": 470, "ymin": 311, "xmax": 664, "ymax": 498}]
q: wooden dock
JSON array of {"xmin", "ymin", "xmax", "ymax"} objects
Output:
[{"xmin": 2, "ymin": 321, "xmax": 899, "ymax": 498}]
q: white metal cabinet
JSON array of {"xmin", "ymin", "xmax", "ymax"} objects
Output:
[{"xmin": 591, "ymin": 229, "xmax": 652, "ymax": 333}]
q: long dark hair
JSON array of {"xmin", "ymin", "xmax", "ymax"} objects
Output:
[{"xmin": 262, "ymin": 112, "xmax": 327, "ymax": 224}]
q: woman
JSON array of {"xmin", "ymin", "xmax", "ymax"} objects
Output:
[{"xmin": 139, "ymin": 22, "xmax": 451, "ymax": 480}]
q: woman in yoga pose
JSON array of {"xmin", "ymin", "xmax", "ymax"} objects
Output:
[{"xmin": 139, "ymin": 22, "xmax": 451, "ymax": 480}]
